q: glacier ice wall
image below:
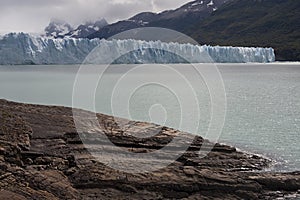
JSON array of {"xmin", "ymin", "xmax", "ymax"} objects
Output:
[{"xmin": 0, "ymin": 33, "xmax": 275, "ymax": 65}]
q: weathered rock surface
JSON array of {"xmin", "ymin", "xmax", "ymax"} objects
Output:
[{"xmin": 0, "ymin": 99, "xmax": 299, "ymax": 199}]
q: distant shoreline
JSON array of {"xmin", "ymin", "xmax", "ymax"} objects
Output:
[{"xmin": 1, "ymin": 61, "xmax": 300, "ymax": 67}]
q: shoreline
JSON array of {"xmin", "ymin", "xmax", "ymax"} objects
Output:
[
  {"xmin": 0, "ymin": 99, "xmax": 299, "ymax": 199},
  {"xmin": 0, "ymin": 61, "xmax": 299, "ymax": 67},
  {"xmin": 0, "ymin": 97, "xmax": 290, "ymax": 172},
  {"xmin": 0, "ymin": 97, "xmax": 296, "ymax": 173}
]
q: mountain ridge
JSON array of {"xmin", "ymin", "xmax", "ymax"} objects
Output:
[
  {"xmin": 44, "ymin": 18, "xmax": 108, "ymax": 39},
  {"xmin": 86, "ymin": 0, "xmax": 300, "ymax": 61},
  {"xmin": 87, "ymin": 0, "xmax": 232, "ymax": 39},
  {"xmin": 43, "ymin": 0, "xmax": 299, "ymax": 61},
  {"xmin": 185, "ymin": 0, "xmax": 300, "ymax": 61}
]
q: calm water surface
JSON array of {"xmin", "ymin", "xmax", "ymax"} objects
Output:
[{"xmin": 0, "ymin": 63, "xmax": 299, "ymax": 172}]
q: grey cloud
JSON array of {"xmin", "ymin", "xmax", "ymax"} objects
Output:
[
  {"xmin": 0, "ymin": 0, "xmax": 190, "ymax": 34},
  {"xmin": 0, "ymin": 0, "xmax": 72, "ymax": 8}
]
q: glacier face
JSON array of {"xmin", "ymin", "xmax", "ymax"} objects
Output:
[{"xmin": 0, "ymin": 33, "xmax": 275, "ymax": 65}]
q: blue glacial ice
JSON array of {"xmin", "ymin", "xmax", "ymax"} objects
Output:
[{"xmin": 0, "ymin": 33, "xmax": 275, "ymax": 65}]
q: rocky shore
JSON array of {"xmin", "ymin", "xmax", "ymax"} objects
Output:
[{"xmin": 0, "ymin": 99, "xmax": 299, "ymax": 199}]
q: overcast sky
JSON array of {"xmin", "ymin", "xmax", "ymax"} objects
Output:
[{"xmin": 0, "ymin": 0, "xmax": 191, "ymax": 34}]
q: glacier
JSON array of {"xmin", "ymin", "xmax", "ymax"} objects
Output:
[{"xmin": 0, "ymin": 33, "xmax": 275, "ymax": 65}]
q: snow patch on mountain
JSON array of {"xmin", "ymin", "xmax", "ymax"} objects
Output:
[
  {"xmin": 191, "ymin": 1, "xmax": 204, "ymax": 6},
  {"xmin": 67, "ymin": 18, "xmax": 108, "ymax": 38},
  {"xmin": 207, "ymin": 0, "xmax": 214, "ymax": 7},
  {"xmin": 44, "ymin": 19, "xmax": 73, "ymax": 38},
  {"xmin": 44, "ymin": 18, "xmax": 108, "ymax": 39}
]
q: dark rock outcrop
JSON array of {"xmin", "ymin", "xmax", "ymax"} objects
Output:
[
  {"xmin": 87, "ymin": 0, "xmax": 232, "ymax": 40},
  {"xmin": 44, "ymin": 18, "xmax": 73, "ymax": 38},
  {"xmin": 0, "ymin": 99, "xmax": 299, "ymax": 199}
]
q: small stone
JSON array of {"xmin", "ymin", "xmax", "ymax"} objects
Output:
[
  {"xmin": 0, "ymin": 155, "xmax": 5, "ymax": 162},
  {"xmin": 0, "ymin": 163, "xmax": 8, "ymax": 171},
  {"xmin": 183, "ymin": 167, "xmax": 196, "ymax": 176},
  {"xmin": 35, "ymin": 157, "xmax": 52, "ymax": 165},
  {"xmin": 64, "ymin": 167, "xmax": 77, "ymax": 175},
  {"xmin": 118, "ymin": 184, "xmax": 138, "ymax": 193},
  {"xmin": 0, "ymin": 147, "xmax": 6, "ymax": 155},
  {"xmin": 0, "ymin": 173, "xmax": 12, "ymax": 180},
  {"xmin": 24, "ymin": 158, "xmax": 33, "ymax": 165}
]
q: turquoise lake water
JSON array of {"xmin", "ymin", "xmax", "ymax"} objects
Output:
[{"xmin": 0, "ymin": 63, "xmax": 299, "ymax": 172}]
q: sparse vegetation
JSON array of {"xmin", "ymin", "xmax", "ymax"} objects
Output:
[{"xmin": 183, "ymin": 0, "xmax": 300, "ymax": 61}]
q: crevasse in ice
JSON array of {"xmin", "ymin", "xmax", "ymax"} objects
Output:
[{"xmin": 0, "ymin": 33, "xmax": 275, "ymax": 64}]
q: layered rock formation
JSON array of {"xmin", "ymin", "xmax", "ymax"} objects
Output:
[{"xmin": 0, "ymin": 99, "xmax": 299, "ymax": 199}]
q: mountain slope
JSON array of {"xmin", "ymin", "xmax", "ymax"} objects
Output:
[
  {"xmin": 44, "ymin": 19, "xmax": 108, "ymax": 39},
  {"xmin": 88, "ymin": 0, "xmax": 299, "ymax": 61},
  {"xmin": 44, "ymin": 19, "xmax": 73, "ymax": 38},
  {"xmin": 88, "ymin": 0, "xmax": 232, "ymax": 39},
  {"xmin": 185, "ymin": 0, "xmax": 300, "ymax": 61},
  {"xmin": 45, "ymin": 0, "xmax": 299, "ymax": 61},
  {"xmin": 147, "ymin": 0, "xmax": 232, "ymax": 31},
  {"xmin": 66, "ymin": 19, "xmax": 108, "ymax": 38}
]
